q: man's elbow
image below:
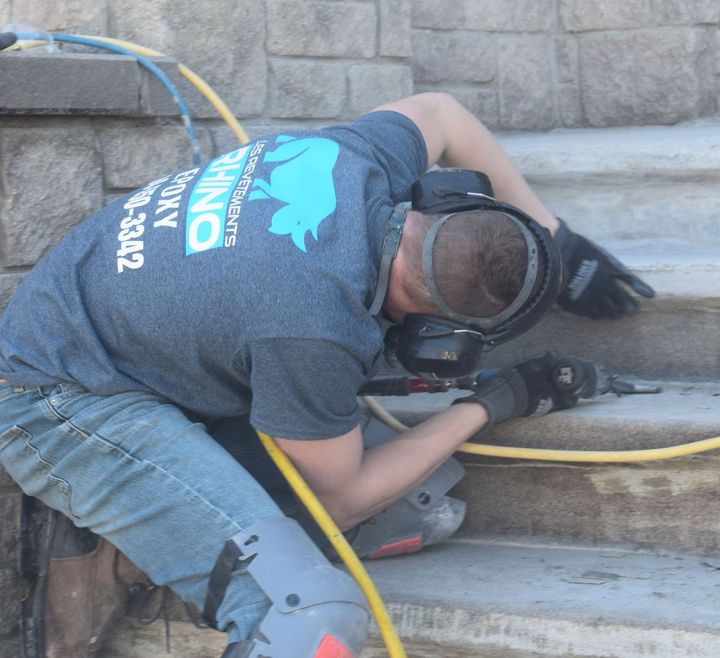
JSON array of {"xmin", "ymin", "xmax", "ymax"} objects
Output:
[
  {"xmin": 408, "ymin": 91, "xmax": 457, "ymax": 111},
  {"xmin": 315, "ymin": 489, "xmax": 366, "ymax": 532},
  {"xmin": 372, "ymin": 91, "xmax": 460, "ymax": 131}
]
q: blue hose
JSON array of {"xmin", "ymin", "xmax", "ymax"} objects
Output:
[{"xmin": 13, "ymin": 31, "xmax": 202, "ymax": 165}]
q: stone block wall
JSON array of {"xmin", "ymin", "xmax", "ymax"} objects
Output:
[
  {"xmin": 411, "ymin": 0, "xmax": 719, "ymax": 130},
  {"xmin": 0, "ymin": 0, "xmax": 717, "ymax": 302},
  {"xmin": 1, "ymin": 0, "xmax": 717, "ymax": 129},
  {"xmin": 0, "ymin": 0, "xmax": 719, "ymax": 650}
]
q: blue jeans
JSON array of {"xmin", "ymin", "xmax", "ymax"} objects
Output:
[{"xmin": 0, "ymin": 381, "xmax": 285, "ymax": 644}]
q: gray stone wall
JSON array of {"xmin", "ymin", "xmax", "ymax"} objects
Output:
[
  {"xmin": 1, "ymin": 0, "xmax": 718, "ymax": 130},
  {"xmin": 1, "ymin": 0, "xmax": 718, "ymax": 299},
  {"xmin": 0, "ymin": 0, "xmax": 719, "ymax": 649},
  {"xmin": 412, "ymin": 0, "xmax": 719, "ymax": 130}
]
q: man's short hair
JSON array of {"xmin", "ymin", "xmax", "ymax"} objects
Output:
[{"xmin": 401, "ymin": 209, "xmax": 541, "ymax": 319}]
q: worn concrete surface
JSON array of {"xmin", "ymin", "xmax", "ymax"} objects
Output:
[
  {"xmin": 500, "ymin": 122, "xmax": 720, "ymax": 180},
  {"xmin": 362, "ymin": 639, "xmax": 564, "ymax": 658},
  {"xmin": 481, "ymin": 240, "xmax": 720, "ymax": 380},
  {"xmin": 607, "ymin": 241, "xmax": 720, "ymax": 299},
  {"xmin": 105, "ymin": 540, "xmax": 720, "ymax": 658},
  {"xmin": 481, "ymin": 302, "xmax": 720, "ymax": 381},
  {"xmin": 105, "ymin": 616, "xmax": 569, "ymax": 657},
  {"xmin": 452, "ymin": 457, "xmax": 720, "ymax": 554},
  {"xmin": 364, "ymin": 541, "xmax": 720, "ymax": 657}
]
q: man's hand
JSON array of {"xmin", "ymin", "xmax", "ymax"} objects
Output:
[
  {"xmin": 555, "ymin": 220, "xmax": 655, "ymax": 320},
  {"xmin": 453, "ymin": 351, "xmax": 575, "ymax": 426}
]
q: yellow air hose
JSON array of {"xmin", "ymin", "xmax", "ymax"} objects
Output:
[
  {"xmin": 361, "ymin": 395, "xmax": 720, "ymax": 462},
  {"xmin": 256, "ymin": 430, "xmax": 407, "ymax": 658}
]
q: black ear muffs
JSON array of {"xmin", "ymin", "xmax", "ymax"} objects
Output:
[
  {"xmin": 411, "ymin": 169, "xmax": 495, "ymax": 214},
  {"xmin": 384, "ymin": 315, "xmax": 485, "ymax": 380}
]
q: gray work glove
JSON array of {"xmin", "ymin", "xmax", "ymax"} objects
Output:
[
  {"xmin": 453, "ymin": 351, "xmax": 571, "ymax": 427},
  {"xmin": 555, "ymin": 219, "xmax": 655, "ymax": 320}
]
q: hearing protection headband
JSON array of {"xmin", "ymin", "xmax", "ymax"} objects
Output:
[
  {"xmin": 422, "ymin": 211, "xmax": 541, "ymax": 332},
  {"xmin": 372, "ymin": 169, "xmax": 561, "ymax": 341},
  {"xmin": 372, "ymin": 169, "xmax": 563, "ymax": 379}
]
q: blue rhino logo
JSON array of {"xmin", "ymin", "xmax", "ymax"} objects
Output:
[{"xmin": 249, "ymin": 135, "xmax": 340, "ymax": 252}]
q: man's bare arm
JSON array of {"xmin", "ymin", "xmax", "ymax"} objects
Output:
[
  {"xmin": 275, "ymin": 402, "xmax": 488, "ymax": 531},
  {"xmin": 373, "ymin": 92, "xmax": 559, "ymax": 234}
]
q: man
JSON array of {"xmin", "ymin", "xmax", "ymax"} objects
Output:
[{"xmin": 0, "ymin": 93, "xmax": 653, "ymax": 657}]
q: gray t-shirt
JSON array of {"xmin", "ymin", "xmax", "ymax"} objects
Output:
[{"xmin": 0, "ymin": 111, "xmax": 427, "ymax": 439}]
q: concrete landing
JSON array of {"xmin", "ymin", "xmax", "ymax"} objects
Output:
[{"xmin": 365, "ymin": 540, "xmax": 720, "ymax": 658}]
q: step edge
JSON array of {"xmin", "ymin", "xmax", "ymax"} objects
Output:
[{"xmin": 373, "ymin": 600, "xmax": 720, "ymax": 658}]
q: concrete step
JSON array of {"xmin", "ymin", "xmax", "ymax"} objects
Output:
[
  {"xmin": 375, "ymin": 380, "xmax": 720, "ymax": 554},
  {"xmin": 104, "ymin": 614, "xmax": 545, "ymax": 657},
  {"xmin": 104, "ymin": 539, "xmax": 720, "ymax": 658},
  {"xmin": 476, "ymin": 239, "xmax": 720, "ymax": 380},
  {"xmin": 606, "ymin": 240, "xmax": 720, "ymax": 300},
  {"xmin": 498, "ymin": 122, "xmax": 720, "ymax": 244},
  {"xmin": 363, "ymin": 540, "xmax": 720, "ymax": 658}
]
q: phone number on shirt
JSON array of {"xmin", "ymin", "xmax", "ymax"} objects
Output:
[{"xmin": 115, "ymin": 178, "xmax": 164, "ymax": 273}]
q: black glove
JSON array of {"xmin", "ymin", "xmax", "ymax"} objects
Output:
[
  {"xmin": 453, "ymin": 351, "xmax": 573, "ymax": 427},
  {"xmin": 555, "ymin": 219, "xmax": 654, "ymax": 320}
]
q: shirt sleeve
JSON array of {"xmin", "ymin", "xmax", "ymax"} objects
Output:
[
  {"xmin": 241, "ymin": 337, "xmax": 371, "ymax": 440},
  {"xmin": 330, "ymin": 110, "xmax": 429, "ymax": 203}
]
